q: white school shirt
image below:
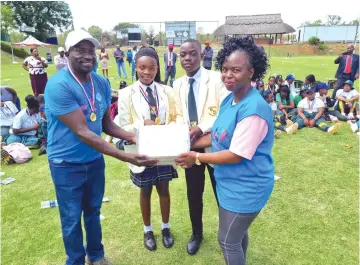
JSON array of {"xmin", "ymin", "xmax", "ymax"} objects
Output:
[
  {"xmin": 137, "ymin": 81, "xmax": 166, "ymax": 124},
  {"xmin": 185, "ymin": 69, "xmax": 201, "ymax": 119},
  {"xmin": 315, "ymin": 92, "xmax": 327, "ymax": 104},
  {"xmin": 54, "ymin": 55, "xmax": 68, "ymax": 71},
  {"xmin": 10, "ymin": 108, "xmax": 40, "ymax": 136},
  {"xmin": 336, "ymin": 89, "xmax": 359, "ymax": 99},
  {"xmin": 298, "ymin": 97, "xmax": 325, "ymax": 113},
  {"xmin": 284, "ymin": 81, "xmax": 298, "ymax": 96},
  {"xmin": 268, "ymin": 101, "xmax": 277, "ymax": 112},
  {"xmin": 0, "ymin": 101, "xmax": 18, "ymax": 127}
]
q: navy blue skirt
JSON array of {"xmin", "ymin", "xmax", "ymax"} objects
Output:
[{"xmin": 130, "ymin": 165, "xmax": 178, "ymax": 188}]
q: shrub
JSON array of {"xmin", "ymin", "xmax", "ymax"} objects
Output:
[
  {"xmin": 1, "ymin": 41, "xmax": 29, "ymax": 58},
  {"xmin": 308, "ymin": 36, "xmax": 320, "ymax": 46},
  {"xmin": 318, "ymin": 43, "xmax": 328, "ymax": 51}
]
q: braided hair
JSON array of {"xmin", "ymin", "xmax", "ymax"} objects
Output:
[{"xmin": 135, "ymin": 46, "xmax": 161, "ymax": 83}]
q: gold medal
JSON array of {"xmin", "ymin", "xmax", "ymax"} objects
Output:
[
  {"xmin": 155, "ymin": 117, "xmax": 161, "ymax": 125},
  {"xmin": 90, "ymin": 112, "xmax": 97, "ymax": 122}
]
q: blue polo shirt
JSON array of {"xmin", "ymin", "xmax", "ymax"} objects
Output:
[{"xmin": 44, "ymin": 67, "xmax": 111, "ymax": 163}]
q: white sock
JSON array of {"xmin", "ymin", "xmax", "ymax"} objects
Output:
[
  {"xmin": 144, "ymin": 225, "xmax": 153, "ymax": 233},
  {"xmin": 161, "ymin": 222, "xmax": 170, "ymax": 230}
]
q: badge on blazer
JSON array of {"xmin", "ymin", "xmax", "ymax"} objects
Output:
[{"xmin": 208, "ymin": 106, "xmax": 217, "ymax": 116}]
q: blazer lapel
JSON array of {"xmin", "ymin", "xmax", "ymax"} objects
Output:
[
  {"xmin": 198, "ymin": 68, "xmax": 209, "ymax": 119},
  {"xmin": 157, "ymin": 84, "xmax": 170, "ymax": 123},
  {"xmin": 131, "ymin": 83, "xmax": 143, "ymax": 121},
  {"xmin": 181, "ymin": 78, "xmax": 189, "ymax": 125}
]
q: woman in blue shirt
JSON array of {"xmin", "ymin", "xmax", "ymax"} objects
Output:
[{"xmin": 176, "ymin": 36, "xmax": 274, "ymax": 265}]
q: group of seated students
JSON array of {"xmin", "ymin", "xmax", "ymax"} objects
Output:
[
  {"xmin": 255, "ymin": 74, "xmax": 360, "ymax": 137},
  {"xmin": 1, "ymin": 92, "xmax": 47, "ymax": 156}
]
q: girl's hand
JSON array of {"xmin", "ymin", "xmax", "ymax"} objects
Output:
[
  {"xmin": 175, "ymin": 151, "xmax": 197, "ymax": 168},
  {"xmin": 144, "ymin": 119, "xmax": 156, "ymax": 126}
]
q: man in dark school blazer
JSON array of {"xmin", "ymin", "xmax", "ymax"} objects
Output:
[{"xmin": 332, "ymin": 44, "xmax": 359, "ymax": 99}]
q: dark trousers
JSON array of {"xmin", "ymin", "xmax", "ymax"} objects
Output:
[
  {"xmin": 332, "ymin": 73, "xmax": 353, "ymax": 99},
  {"xmin": 185, "ymin": 151, "xmax": 218, "ymax": 236},
  {"xmin": 49, "ymin": 157, "xmax": 105, "ymax": 265}
]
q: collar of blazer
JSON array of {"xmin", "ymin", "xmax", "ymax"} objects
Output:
[
  {"xmin": 181, "ymin": 67, "xmax": 210, "ymax": 122},
  {"xmin": 130, "ymin": 81, "xmax": 170, "ymax": 122}
]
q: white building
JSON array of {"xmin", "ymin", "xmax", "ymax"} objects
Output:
[{"xmin": 297, "ymin": 25, "xmax": 359, "ymax": 43}]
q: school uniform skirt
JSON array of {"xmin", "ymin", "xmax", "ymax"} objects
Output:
[{"xmin": 130, "ymin": 165, "xmax": 178, "ymax": 188}]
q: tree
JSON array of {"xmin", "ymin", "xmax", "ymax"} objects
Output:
[
  {"xmin": 9, "ymin": 31, "xmax": 25, "ymax": 43},
  {"xmin": 88, "ymin": 25, "xmax": 102, "ymax": 41},
  {"xmin": 113, "ymin": 22, "xmax": 139, "ymax": 32},
  {"xmin": 350, "ymin": 18, "xmax": 360, "ymax": 25},
  {"xmin": 326, "ymin": 15, "xmax": 342, "ymax": 26},
  {"xmin": 312, "ymin": 19, "xmax": 324, "ymax": 26},
  {"xmin": 1, "ymin": 4, "xmax": 16, "ymax": 32},
  {"xmin": 3, "ymin": 1, "xmax": 72, "ymax": 42},
  {"xmin": 308, "ymin": 36, "xmax": 320, "ymax": 45},
  {"xmin": 147, "ymin": 26, "xmax": 156, "ymax": 45},
  {"xmin": 100, "ymin": 31, "xmax": 115, "ymax": 46}
]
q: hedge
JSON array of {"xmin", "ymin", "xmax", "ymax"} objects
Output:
[{"xmin": 1, "ymin": 41, "xmax": 29, "ymax": 58}]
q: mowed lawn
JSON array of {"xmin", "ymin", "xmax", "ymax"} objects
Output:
[{"xmin": 1, "ymin": 52, "xmax": 359, "ymax": 265}]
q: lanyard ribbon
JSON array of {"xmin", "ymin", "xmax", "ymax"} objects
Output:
[
  {"xmin": 68, "ymin": 66, "xmax": 96, "ymax": 112},
  {"xmin": 139, "ymin": 85, "xmax": 159, "ymax": 117}
]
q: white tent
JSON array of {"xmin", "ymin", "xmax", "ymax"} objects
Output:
[{"xmin": 11, "ymin": 35, "xmax": 51, "ymax": 63}]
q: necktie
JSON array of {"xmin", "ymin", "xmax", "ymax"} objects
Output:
[
  {"xmin": 146, "ymin": 87, "xmax": 157, "ymax": 121},
  {"xmin": 345, "ymin": 55, "xmax": 352, "ymax": 74},
  {"xmin": 188, "ymin": 78, "xmax": 198, "ymax": 126}
]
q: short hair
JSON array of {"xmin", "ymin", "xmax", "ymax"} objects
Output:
[
  {"xmin": 215, "ymin": 36, "xmax": 269, "ymax": 81},
  {"xmin": 306, "ymin": 74, "xmax": 316, "ymax": 83},
  {"xmin": 181, "ymin": 39, "xmax": 202, "ymax": 51},
  {"xmin": 25, "ymin": 95, "xmax": 39, "ymax": 109}
]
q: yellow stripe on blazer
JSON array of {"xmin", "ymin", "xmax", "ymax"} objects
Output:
[
  {"xmin": 118, "ymin": 81, "xmax": 177, "ymax": 173},
  {"xmin": 173, "ymin": 67, "xmax": 229, "ymax": 153}
]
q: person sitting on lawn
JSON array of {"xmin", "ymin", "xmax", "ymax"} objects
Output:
[
  {"xmin": 0, "ymin": 100, "xmax": 19, "ymax": 140},
  {"xmin": 36, "ymin": 94, "xmax": 47, "ymax": 155},
  {"xmin": 348, "ymin": 119, "xmax": 360, "ymax": 136},
  {"xmin": 6, "ymin": 95, "xmax": 41, "ymax": 147},
  {"xmin": 275, "ymin": 84, "xmax": 297, "ymax": 124},
  {"xmin": 335, "ymin": 80, "xmax": 359, "ymax": 119},
  {"xmin": 263, "ymin": 90, "xmax": 298, "ymax": 137},
  {"xmin": 315, "ymin": 82, "xmax": 347, "ymax": 122},
  {"xmin": 266, "ymin": 76, "xmax": 277, "ymax": 95},
  {"xmin": 293, "ymin": 86, "xmax": 307, "ymax": 107},
  {"xmin": 256, "ymin": 80, "xmax": 265, "ymax": 95},
  {"xmin": 303, "ymin": 74, "xmax": 316, "ymax": 90},
  {"xmin": 275, "ymin": 74, "xmax": 284, "ymax": 88},
  {"xmin": 288, "ymin": 87, "xmax": 341, "ymax": 135},
  {"xmin": 284, "ymin": 74, "xmax": 297, "ymax": 96}
]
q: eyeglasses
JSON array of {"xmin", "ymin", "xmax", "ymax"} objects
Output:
[{"xmin": 71, "ymin": 47, "xmax": 96, "ymax": 55}]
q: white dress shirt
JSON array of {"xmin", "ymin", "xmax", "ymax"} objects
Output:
[
  {"xmin": 185, "ymin": 68, "xmax": 201, "ymax": 119},
  {"xmin": 138, "ymin": 81, "xmax": 166, "ymax": 124}
]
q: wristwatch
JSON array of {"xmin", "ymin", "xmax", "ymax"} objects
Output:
[{"xmin": 195, "ymin": 153, "xmax": 201, "ymax": 165}]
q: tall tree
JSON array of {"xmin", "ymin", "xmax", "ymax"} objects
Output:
[
  {"xmin": 1, "ymin": 4, "xmax": 16, "ymax": 32},
  {"xmin": 147, "ymin": 26, "xmax": 156, "ymax": 45},
  {"xmin": 326, "ymin": 15, "xmax": 342, "ymax": 26},
  {"xmin": 113, "ymin": 22, "xmax": 139, "ymax": 32},
  {"xmin": 88, "ymin": 25, "xmax": 102, "ymax": 41},
  {"xmin": 3, "ymin": 1, "xmax": 72, "ymax": 41}
]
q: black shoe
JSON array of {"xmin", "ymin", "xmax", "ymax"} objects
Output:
[
  {"xmin": 187, "ymin": 234, "xmax": 203, "ymax": 255},
  {"xmin": 162, "ymin": 228, "xmax": 174, "ymax": 248},
  {"xmin": 144, "ymin": 231, "xmax": 157, "ymax": 251}
]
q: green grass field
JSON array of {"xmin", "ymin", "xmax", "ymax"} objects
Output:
[{"xmin": 1, "ymin": 51, "xmax": 359, "ymax": 265}]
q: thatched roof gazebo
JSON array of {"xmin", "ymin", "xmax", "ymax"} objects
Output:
[{"xmin": 214, "ymin": 14, "xmax": 295, "ymax": 44}]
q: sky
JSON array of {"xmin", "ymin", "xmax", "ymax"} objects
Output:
[{"xmin": 67, "ymin": 0, "xmax": 360, "ymax": 33}]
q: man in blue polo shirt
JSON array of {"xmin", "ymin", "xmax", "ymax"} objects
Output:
[{"xmin": 45, "ymin": 30, "xmax": 156, "ymax": 265}]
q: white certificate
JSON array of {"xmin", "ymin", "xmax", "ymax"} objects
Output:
[{"xmin": 136, "ymin": 124, "xmax": 190, "ymax": 165}]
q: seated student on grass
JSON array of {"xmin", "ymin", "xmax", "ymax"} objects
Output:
[
  {"xmin": 289, "ymin": 87, "xmax": 341, "ymax": 135},
  {"xmin": 335, "ymin": 80, "xmax": 359, "ymax": 120},
  {"xmin": 0, "ymin": 100, "xmax": 19, "ymax": 140},
  {"xmin": 36, "ymin": 94, "xmax": 47, "ymax": 155},
  {"xmin": 304, "ymin": 74, "xmax": 316, "ymax": 90},
  {"xmin": 275, "ymin": 74, "xmax": 284, "ymax": 88},
  {"xmin": 348, "ymin": 119, "xmax": 360, "ymax": 136},
  {"xmin": 6, "ymin": 95, "xmax": 41, "ymax": 147},
  {"xmin": 284, "ymin": 74, "xmax": 297, "ymax": 96},
  {"xmin": 266, "ymin": 76, "xmax": 277, "ymax": 95},
  {"xmin": 256, "ymin": 80, "xmax": 265, "ymax": 95},
  {"xmin": 293, "ymin": 87, "xmax": 307, "ymax": 108},
  {"xmin": 315, "ymin": 82, "xmax": 347, "ymax": 122},
  {"xmin": 275, "ymin": 84, "xmax": 297, "ymax": 122},
  {"xmin": 263, "ymin": 90, "xmax": 298, "ymax": 137}
]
